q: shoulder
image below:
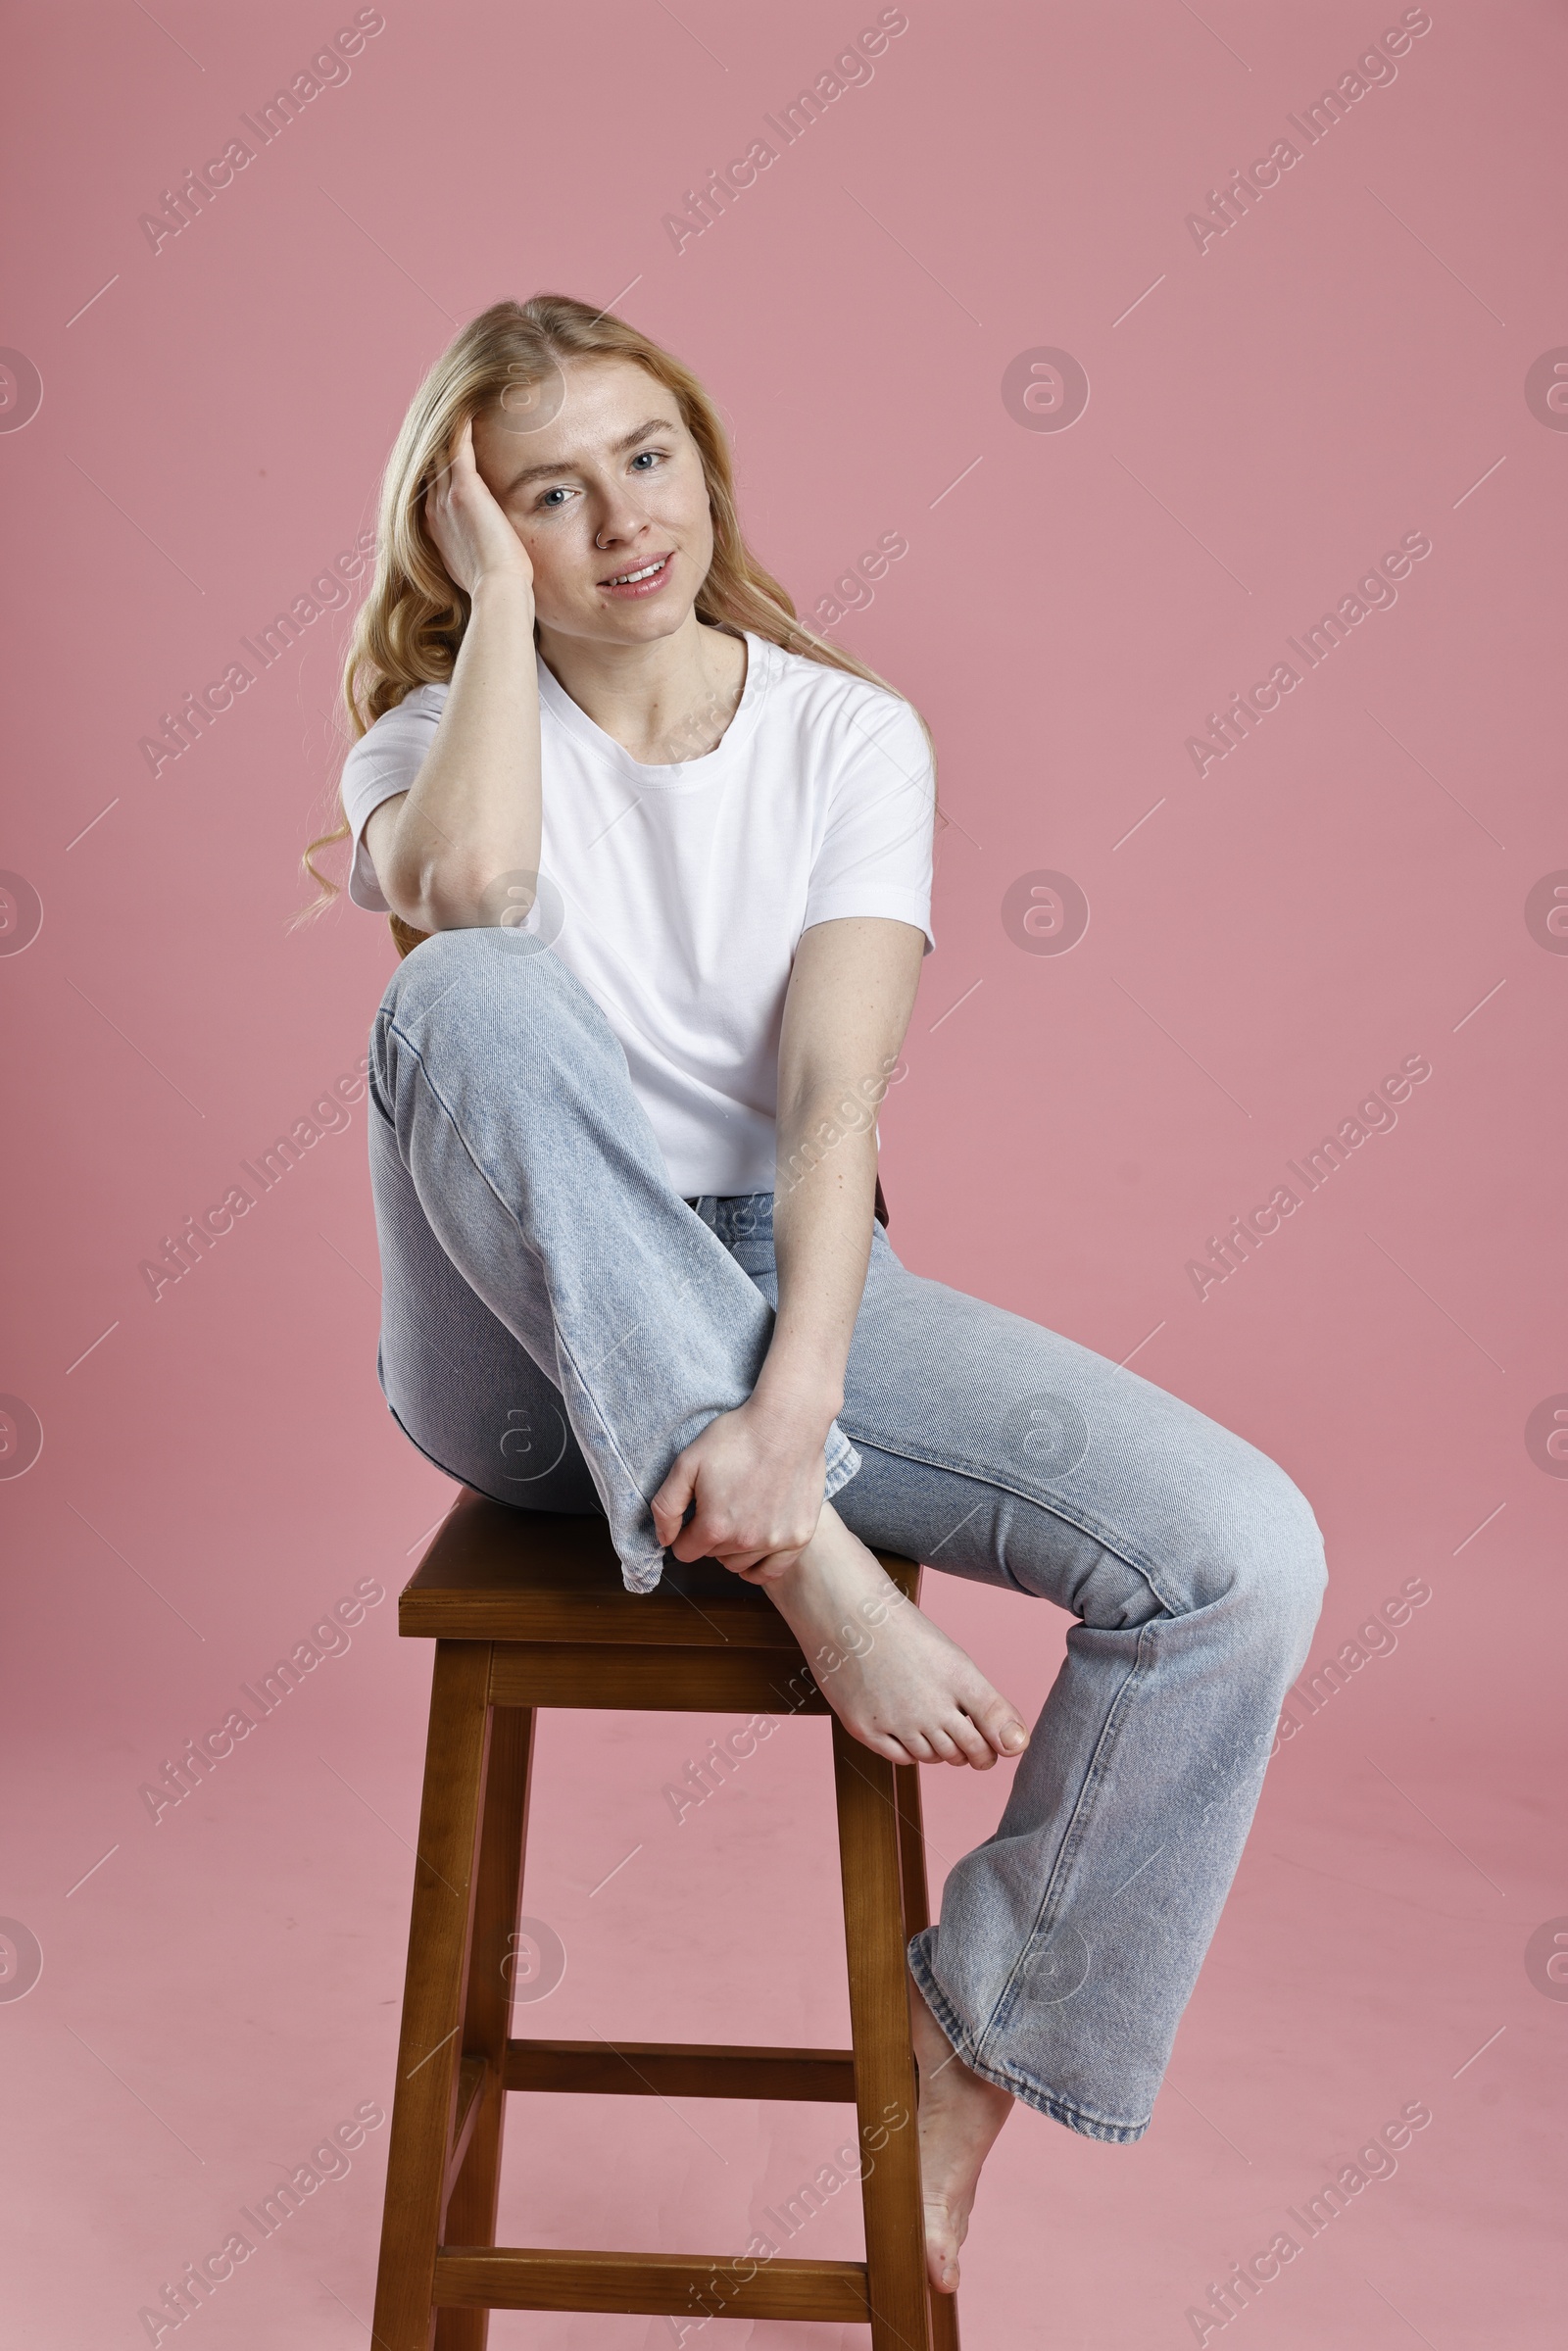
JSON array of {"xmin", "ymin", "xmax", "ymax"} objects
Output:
[
  {"xmin": 344, "ymin": 681, "xmax": 449, "ymax": 759},
  {"xmin": 757, "ymin": 636, "xmax": 928, "ymax": 769},
  {"xmin": 339, "ymin": 683, "xmax": 449, "ymax": 796}
]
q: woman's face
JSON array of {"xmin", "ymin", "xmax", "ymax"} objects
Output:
[{"xmin": 468, "ymin": 354, "xmax": 713, "ymax": 646}]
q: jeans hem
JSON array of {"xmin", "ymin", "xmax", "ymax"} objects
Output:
[
  {"xmin": 823, "ymin": 1431, "xmax": 862, "ymax": 1499},
  {"xmin": 620, "ymin": 1547, "xmax": 671, "ymax": 1594},
  {"xmin": 906, "ymin": 1937, "xmax": 1151, "ymax": 2147}
]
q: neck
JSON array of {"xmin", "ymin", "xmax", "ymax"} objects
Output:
[{"xmin": 536, "ymin": 611, "xmax": 747, "ymax": 764}]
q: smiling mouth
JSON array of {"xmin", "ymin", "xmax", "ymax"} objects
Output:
[{"xmin": 601, "ymin": 553, "xmax": 672, "ymax": 588}]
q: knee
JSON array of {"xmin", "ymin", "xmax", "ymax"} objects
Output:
[
  {"xmin": 381, "ymin": 927, "xmax": 575, "ymax": 1047},
  {"xmin": 1206, "ymin": 1449, "xmax": 1327, "ymax": 1664},
  {"xmin": 387, "ymin": 923, "xmax": 527, "ymax": 1002}
]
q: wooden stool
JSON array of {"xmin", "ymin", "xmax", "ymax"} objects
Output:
[{"xmin": 371, "ymin": 1489, "xmax": 961, "ymax": 2350}]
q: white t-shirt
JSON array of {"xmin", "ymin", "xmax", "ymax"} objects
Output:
[{"xmin": 339, "ymin": 629, "xmax": 935, "ymax": 1196}]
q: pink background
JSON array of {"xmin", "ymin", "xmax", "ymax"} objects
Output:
[{"xmin": 3, "ymin": 2, "xmax": 1564, "ymax": 2343}]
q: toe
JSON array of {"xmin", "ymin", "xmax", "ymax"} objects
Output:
[
  {"xmin": 944, "ymin": 1711, "xmax": 998, "ymax": 1769},
  {"xmin": 895, "ymin": 1727, "xmax": 940, "ymax": 1764},
  {"xmin": 924, "ymin": 2209, "xmax": 961, "ymax": 2294},
  {"xmin": 975, "ymin": 1692, "xmax": 1031, "ymax": 1758},
  {"xmin": 865, "ymin": 1723, "xmax": 925, "ymax": 1767}
]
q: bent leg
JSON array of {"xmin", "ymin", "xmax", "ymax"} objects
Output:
[
  {"xmin": 368, "ymin": 932, "xmax": 859, "ymax": 1587},
  {"xmin": 830, "ymin": 1231, "xmax": 1327, "ymax": 2143},
  {"xmin": 369, "ymin": 1090, "xmax": 601, "ymax": 1514}
]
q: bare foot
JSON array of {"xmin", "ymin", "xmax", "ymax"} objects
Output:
[
  {"xmin": 910, "ymin": 1978, "xmax": 1014, "ymax": 2293},
  {"xmin": 762, "ymin": 1503, "xmax": 1031, "ymax": 1768}
]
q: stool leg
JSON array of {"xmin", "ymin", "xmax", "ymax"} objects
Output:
[
  {"xmin": 894, "ymin": 1760, "xmax": 932, "ymax": 1935},
  {"xmin": 436, "ymin": 1705, "xmax": 536, "ymax": 2351},
  {"xmin": 832, "ymin": 1721, "xmax": 932, "ymax": 2351},
  {"xmin": 373, "ymin": 1641, "xmax": 494, "ymax": 2351},
  {"xmin": 894, "ymin": 1764, "xmax": 962, "ymax": 2351}
]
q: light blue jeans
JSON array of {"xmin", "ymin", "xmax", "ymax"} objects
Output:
[{"xmin": 367, "ymin": 931, "xmax": 1327, "ymax": 2143}]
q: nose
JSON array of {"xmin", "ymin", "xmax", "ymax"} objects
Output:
[{"xmin": 591, "ymin": 484, "xmax": 654, "ymax": 554}]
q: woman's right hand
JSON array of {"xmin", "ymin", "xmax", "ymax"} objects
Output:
[{"xmin": 422, "ymin": 416, "xmax": 534, "ymax": 599}]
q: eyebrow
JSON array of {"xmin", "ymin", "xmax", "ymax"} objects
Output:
[{"xmin": 498, "ymin": 416, "xmax": 678, "ymax": 494}]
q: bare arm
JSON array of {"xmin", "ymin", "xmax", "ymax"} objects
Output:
[
  {"xmin": 363, "ymin": 418, "xmax": 542, "ymax": 932},
  {"xmin": 760, "ymin": 915, "xmax": 924, "ymax": 1431},
  {"xmin": 652, "ymin": 915, "xmax": 925, "ymax": 1577}
]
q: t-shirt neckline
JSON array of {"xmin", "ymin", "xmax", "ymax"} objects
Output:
[{"xmin": 533, "ymin": 629, "xmax": 771, "ymax": 791}]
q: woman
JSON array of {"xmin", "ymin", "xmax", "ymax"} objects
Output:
[{"xmin": 304, "ymin": 293, "xmax": 1326, "ymax": 2294}]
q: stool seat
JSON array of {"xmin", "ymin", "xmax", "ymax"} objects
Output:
[
  {"xmin": 372, "ymin": 1490, "xmax": 959, "ymax": 2350},
  {"xmin": 402, "ymin": 1507, "xmax": 808, "ymax": 1640}
]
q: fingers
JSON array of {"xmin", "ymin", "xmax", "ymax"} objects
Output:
[
  {"xmin": 733, "ymin": 1546, "xmax": 806, "ymax": 1585},
  {"xmin": 657, "ymin": 1505, "xmax": 817, "ymax": 1577},
  {"xmin": 650, "ymin": 1454, "xmax": 696, "ymax": 1551},
  {"xmin": 423, "ymin": 424, "xmax": 460, "ymax": 509},
  {"xmin": 671, "ymin": 1520, "xmax": 723, "ymax": 1564},
  {"xmin": 447, "ymin": 415, "xmax": 477, "ymax": 482},
  {"xmin": 660, "ymin": 1477, "xmax": 730, "ymax": 1563},
  {"xmin": 678, "ymin": 1532, "xmax": 801, "ymax": 1575},
  {"xmin": 666, "ymin": 1505, "xmax": 759, "ymax": 1567},
  {"xmin": 422, "ymin": 418, "xmax": 475, "ymax": 533}
]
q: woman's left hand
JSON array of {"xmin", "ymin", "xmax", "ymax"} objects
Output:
[{"xmin": 650, "ymin": 1400, "xmax": 829, "ymax": 1581}]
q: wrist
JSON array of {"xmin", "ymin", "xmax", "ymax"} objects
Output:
[
  {"xmin": 469, "ymin": 567, "xmax": 535, "ymax": 611},
  {"xmin": 747, "ymin": 1361, "xmax": 844, "ymax": 1445}
]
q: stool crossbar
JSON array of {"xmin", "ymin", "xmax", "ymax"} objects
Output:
[{"xmin": 371, "ymin": 1490, "xmax": 960, "ymax": 2350}]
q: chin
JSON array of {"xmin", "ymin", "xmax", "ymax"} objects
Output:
[{"xmin": 602, "ymin": 597, "xmax": 694, "ymax": 640}]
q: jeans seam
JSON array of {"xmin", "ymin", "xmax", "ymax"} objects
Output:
[
  {"xmin": 972, "ymin": 1611, "xmax": 1165, "ymax": 2070},
  {"xmin": 386, "ymin": 1016, "xmax": 662, "ymax": 1540},
  {"xmin": 368, "ymin": 1011, "xmax": 396, "ymax": 1126},
  {"xmin": 840, "ymin": 1426, "xmax": 1182, "ymax": 1618}
]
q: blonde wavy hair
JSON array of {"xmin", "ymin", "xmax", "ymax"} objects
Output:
[{"xmin": 299, "ymin": 293, "xmax": 934, "ymax": 952}]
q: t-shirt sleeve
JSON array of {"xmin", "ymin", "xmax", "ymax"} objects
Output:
[
  {"xmin": 801, "ymin": 689, "xmax": 936, "ymax": 952},
  {"xmin": 338, "ymin": 690, "xmax": 445, "ymax": 912}
]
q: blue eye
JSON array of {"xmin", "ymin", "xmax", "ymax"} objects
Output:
[
  {"xmin": 631, "ymin": 449, "xmax": 662, "ymax": 470},
  {"xmin": 538, "ymin": 486, "xmax": 571, "ymax": 509}
]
